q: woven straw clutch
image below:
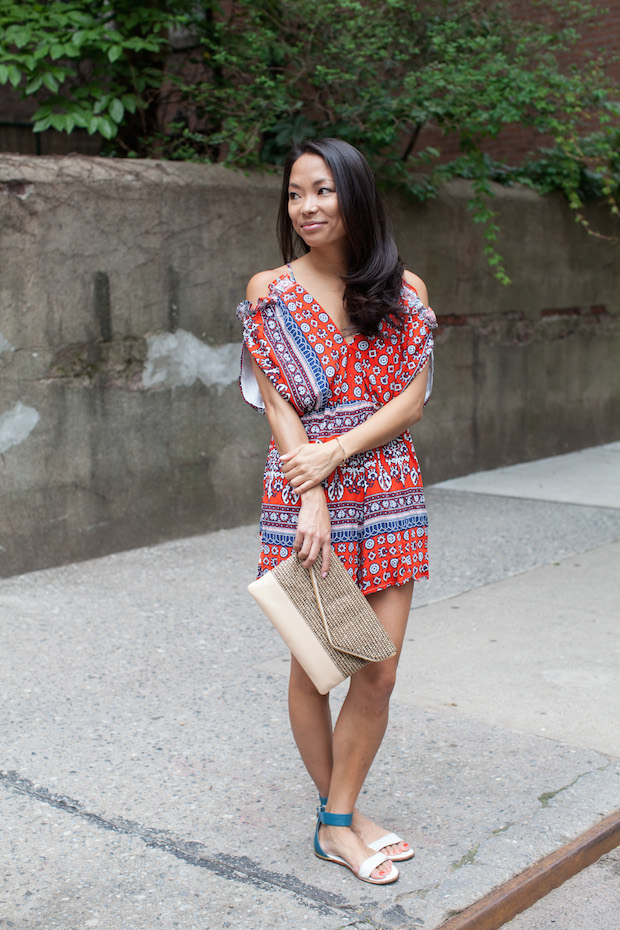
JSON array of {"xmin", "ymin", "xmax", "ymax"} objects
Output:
[{"xmin": 248, "ymin": 549, "xmax": 396, "ymax": 693}]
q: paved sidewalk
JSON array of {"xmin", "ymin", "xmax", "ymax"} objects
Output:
[{"xmin": 1, "ymin": 443, "xmax": 619, "ymax": 929}]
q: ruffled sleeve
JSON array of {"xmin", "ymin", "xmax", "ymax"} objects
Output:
[
  {"xmin": 236, "ymin": 291, "xmax": 330, "ymax": 415},
  {"xmin": 394, "ymin": 282, "xmax": 437, "ymax": 404},
  {"xmin": 236, "ymin": 296, "xmax": 288, "ymax": 413}
]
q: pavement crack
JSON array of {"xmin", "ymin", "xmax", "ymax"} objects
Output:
[
  {"xmin": 396, "ymin": 881, "xmax": 440, "ymax": 902},
  {"xmin": 491, "ymin": 820, "xmax": 517, "ymax": 835},
  {"xmin": 0, "ymin": 769, "xmax": 368, "ymax": 920},
  {"xmin": 537, "ymin": 763, "xmax": 610, "ymax": 809},
  {"xmin": 451, "ymin": 841, "xmax": 480, "ymax": 870}
]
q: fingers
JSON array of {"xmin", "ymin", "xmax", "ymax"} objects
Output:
[
  {"xmin": 285, "ymin": 468, "xmax": 324, "ymax": 495},
  {"xmin": 285, "ymin": 468, "xmax": 307, "ymax": 489},
  {"xmin": 282, "ymin": 463, "xmax": 326, "ymax": 494},
  {"xmin": 294, "ymin": 529, "xmax": 331, "ymax": 570},
  {"xmin": 321, "ymin": 540, "xmax": 331, "ymax": 578},
  {"xmin": 298, "ymin": 536, "xmax": 321, "ymax": 569},
  {"xmin": 294, "ymin": 487, "xmax": 331, "ymax": 570},
  {"xmin": 279, "ymin": 443, "xmax": 304, "ymax": 465},
  {"xmin": 280, "ymin": 457, "xmax": 308, "ymax": 489},
  {"xmin": 293, "ymin": 528, "xmax": 321, "ymax": 568},
  {"xmin": 295, "ymin": 532, "xmax": 332, "ymax": 571},
  {"xmin": 281, "ymin": 458, "xmax": 312, "ymax": 483},
  {"xmin": 280, "ymin": 442, "xmax": 338, "ymax": 492},
  {"xmin": 291, "ymin": 479, "xmax": 315, "ymax": 496}
]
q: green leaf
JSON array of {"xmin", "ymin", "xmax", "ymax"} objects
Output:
[
  {"xmin": 107, "ymin": 45, "xmax": 123, "ymax": 63},
  {"xmin": 33, "ymin": 117, "xmax": 52, "ymax": 132},
  {"xmin": 42, "ymin": 72, "xmax": 59, "ymax": 92},
  {"xmin": 9, "ymin": 26, "xmax": 31, "ymax": 49},
  {"xmin": 50, "ymin": 113, "xmax": 68, "ymax": 132},
  {"xmin": 109, "ymin": 98, "xmax": 125, "ymax": 124},
  {"xmin": 0, "ymin": 65, "xmax": 8, "ymax": 84},
  {"xmin": 97, "ymin": 115, "xmax": 117, "ymax": 140},
  {"xmin": 8, "ymin": 65, "xmax": 22, "ymax": 88},
  {"xmin": 25, "ymin": 75, "xmax": 43, "ymax": 95},
  {"xmin": 33, "ymin": 42, "xmax": 50, "ymax": 61},
  {"xmin": 93, "ymin": 95, "xmax": 111, "ymax": 115},
  {"xmin": 71, "ymin": 112, "xmax": 89, "ymax": 129},
  {"xmin": 121, "ymin": 94, "xmax": 138, "ymax": 114}
]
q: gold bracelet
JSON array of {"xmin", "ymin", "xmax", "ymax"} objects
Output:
[{"xmin": 335, "ymin": 436, "xmax": 347, "ymax": 461}]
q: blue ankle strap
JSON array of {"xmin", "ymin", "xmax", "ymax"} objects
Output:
[{"xmin": 318, "ymin": 810, "xmax": 353, "ymax": 827}]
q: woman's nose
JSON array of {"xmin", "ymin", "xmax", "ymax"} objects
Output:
[{"xmin": 301, "ymin": 195, "xmax": 318, "ymax": 213}]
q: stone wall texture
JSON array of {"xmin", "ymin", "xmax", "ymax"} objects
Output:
[{"xmin": 1, "ymin": 155, "xmax": 619, "ymax": 577}]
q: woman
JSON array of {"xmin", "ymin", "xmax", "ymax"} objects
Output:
[{"xmin": 237, "ymin": 138, "xmax": 436, "ymax": 885}]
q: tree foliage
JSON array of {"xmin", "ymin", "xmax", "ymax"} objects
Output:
[
  {"xmin": 1, "ymin": 0, "xmax": 618, "ymax": 276},
  {"xmin": 0, "ymin": 0, "xmax": 190, "ymax": 142}
]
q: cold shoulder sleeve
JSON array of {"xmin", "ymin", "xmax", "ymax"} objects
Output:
[
  {"xmin": 236, "ymin": 289, "xmax": 331, "ymax": 415},
  {"xmin": 395, "ymin": 282, "xmax": 437, "ymax": 404},
  {"xmin": 236, "ymin": 296, "xmax": 289, "ymax": 413}
]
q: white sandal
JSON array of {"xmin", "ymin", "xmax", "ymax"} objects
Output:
[
  {"xmin": 368, "ymin": 831, "xmax": 415, "ymax": 862},
  {"xmin": 314, "ymin": 811, "xmax": 399, "ymax": 885}
]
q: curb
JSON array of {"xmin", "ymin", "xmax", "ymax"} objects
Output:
[{"xmin": 436, "ymin": 809, "xmax": 620, "ymax": 930}]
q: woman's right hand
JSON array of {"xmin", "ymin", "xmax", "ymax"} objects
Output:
[{"xmin": 294, "ymin": 486, "xmax": 332, "ymax": 576}]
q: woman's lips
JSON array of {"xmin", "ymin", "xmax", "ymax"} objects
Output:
[{"xmin": 301, "ymin": 221, "xmax": 325, "ymax": 230}]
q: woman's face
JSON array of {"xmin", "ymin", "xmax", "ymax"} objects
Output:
[{"xmin": 287, "ymin": 153, "xmax": 347, "ymax": 251}]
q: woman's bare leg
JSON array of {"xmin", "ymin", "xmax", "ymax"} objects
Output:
[
  {"xmin": 320, "ymin": 581, "xmax": 414, "ymax": 873},
  {"xmin": 288, "ymin": 656, "xmax": 333, "ymax": 799},
  {"xmin": 347, "ymin": 580, "xmax": 415, "ymax": 858},
  {"xmin": 288, "ymin": 579, "xmax": 414, "ymax": 878}
]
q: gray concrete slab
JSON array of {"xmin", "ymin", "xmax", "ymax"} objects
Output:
[
  {"xmin": 432, "ymin": 441, "xmax": 620, "ymax": 509},
  {"xmin": 400, "ymin": 542, "xmax": 620, "ymax": 756},
  {"xmin": 1, "ymin": 443, "xmax": 619, "ymax": 929},
  {"xmin": 419, "ymin": 487, "xmax": 620, "ymax": 606},
  {"xmin": 2, "ymin": 786, "xmax": 383, "ymax": 930}
]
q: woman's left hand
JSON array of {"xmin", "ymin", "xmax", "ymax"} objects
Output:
[{"xmin": 280, "ymin": 440, "xmax": 343, "ymax": 495}]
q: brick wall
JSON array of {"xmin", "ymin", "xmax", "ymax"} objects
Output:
[
  {"xmin": 1, "ymin": 1, "xmax": 618, "ymax": 161},
  {"xmin": 418, "ymin": 0, "xmax": 620, "ymax": 165}
]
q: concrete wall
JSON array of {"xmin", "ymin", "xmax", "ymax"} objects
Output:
[{"xmin": 1, "ymin": 155, "xmax": 618, "ymax": 577}]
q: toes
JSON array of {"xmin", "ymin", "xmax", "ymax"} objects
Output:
[
  {"xmin": 383, "ymin": 841, "xmax": 409, "ymax": 857},
  {"xmin": 373, "ymin": 859, "xmax": 393, "ymax": 880}
]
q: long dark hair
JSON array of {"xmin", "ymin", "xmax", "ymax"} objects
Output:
[{"xmin": 277, "ymin": 138, "xmax": 404, "ymax": 337}]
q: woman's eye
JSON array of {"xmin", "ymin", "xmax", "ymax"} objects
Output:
[
  {"xmin": 288, "ymin": 191, "xmax": 300, "ymax": 200},
  {"xmin": 318, "ymin": 187, "xmax": 333, "ymax": 195}
]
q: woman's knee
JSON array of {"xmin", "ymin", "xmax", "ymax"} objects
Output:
[
  {"xmin": 353, "ymin": 662, "xmax": 397, "ymax": 707},
  {"xmin": 289, "ymin": 656, "xmax": 324, "ymax": 700}
]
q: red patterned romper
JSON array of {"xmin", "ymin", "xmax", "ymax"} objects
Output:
[{"xmin": 237, "ymin": 266, "xmax": 436, "ymax": 595}]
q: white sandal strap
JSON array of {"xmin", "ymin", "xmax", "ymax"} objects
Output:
[
  {"xmin": 368, "ymin": 832, "xmax": 403, "ymax": 852},
  {"xmin": 358, "ymin": 851, "xmax": 392, "ymax": 879}
]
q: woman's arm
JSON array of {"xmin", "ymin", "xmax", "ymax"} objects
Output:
[
  {"xmin": 403, "ymin": 269, "xmax": 429, "ymax": 306},
  {"xmin": 246, "ymin": 273, "xmax": 332, "ymax": 573},
  {"xmin": 251, "ymin": 360, "xmax": 333, "ymax": 574},
  {"xmin": 280, "ymin": 363, "xmax": 429, "ymax": 495},
  {"xmin": 245, "ymin": 270, "xmax": 311, "ymax": 458}
]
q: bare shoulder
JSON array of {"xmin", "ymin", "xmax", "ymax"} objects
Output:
[
  {"xmin": 246, "ymin": 265, "xmax": 289, "ymax": 303},
  {"xmin": 403, "ymin": 269, "xmax": 429, "ymax": 308}
]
